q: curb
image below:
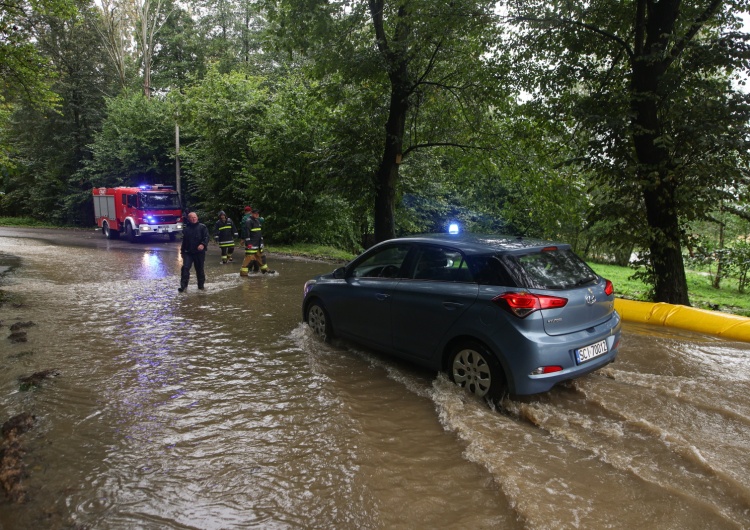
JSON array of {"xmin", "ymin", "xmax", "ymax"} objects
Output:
[{"xmin": 614, "ymin": 299, "xmax": 750, "ymax": 343}]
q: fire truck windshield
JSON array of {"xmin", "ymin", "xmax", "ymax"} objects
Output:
[{"xmin": 139, "ymin": 192, "xmax": 181, "ymax": 210}]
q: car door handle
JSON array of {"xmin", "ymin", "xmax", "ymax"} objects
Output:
[
  {"xmin": 376, "ymin": 293, "xmax": 390, "ymax": 301},
  {"xmin": 443, "ymin": 302, "xmax": 463, "ymax": 310}
]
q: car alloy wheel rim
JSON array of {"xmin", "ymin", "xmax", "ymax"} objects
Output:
[
  {"xmin": 452, "ymin": 348, "xmax": 491, "ymax": 397},
  {"xmin": 308, "ymin": 305, "xmax": 327, "ymax": 340}
]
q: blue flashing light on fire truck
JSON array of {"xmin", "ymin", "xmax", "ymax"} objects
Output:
[{"xmin": 92, "ymin": 185, "xmax": 183, "ymax": 242}]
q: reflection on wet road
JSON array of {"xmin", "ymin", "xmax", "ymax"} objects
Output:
[{"xmin": 0, "ymin": 228, "xmax": 748, "ymax": 529}]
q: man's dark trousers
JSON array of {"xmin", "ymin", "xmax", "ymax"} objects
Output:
[{"xmin": 181, "ymin": 252, "xmax": 206, "ymax": 289}]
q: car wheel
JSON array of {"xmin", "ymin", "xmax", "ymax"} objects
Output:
[
  {"xmin": 306, "ymin": 300, "xmax": 332, "ymax": 342},
  {"xmin": 448, "ymin": 341, "xmax": 506, "ymax": 402},
  {"xmin": 103, "ymin": 222, "xmax": 119, "ymax": 240},
  {"xmin": 125, "ymin": 222, "xmax": 136, "ymax": 243}
]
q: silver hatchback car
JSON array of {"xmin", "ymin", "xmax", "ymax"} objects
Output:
[{"xmin": 303, "ymin": 233, "xmax": 621, "ymax": 402}]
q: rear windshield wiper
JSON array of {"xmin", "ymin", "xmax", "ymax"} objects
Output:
[{"xmin": 575, "ymin": 275, "xmax": 598, "ymax": 286}]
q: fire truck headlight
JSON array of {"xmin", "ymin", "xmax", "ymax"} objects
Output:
[{"xmin": 141, "ymin": 225, "xmax": 151, "ymax": 232}]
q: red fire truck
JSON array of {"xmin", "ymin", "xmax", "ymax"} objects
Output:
[{"xmin": 92, "ymin": 185, "xmax": 183, "ymax": 242}]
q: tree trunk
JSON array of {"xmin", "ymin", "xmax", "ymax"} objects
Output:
[
  {"xmin": 132, "ymin": 0, "xmax": 166, "ymax": 100},
  {"xmin": 632, "ymin": 124, "xmax": 690, "ymax": 304},
  {"xmin": 613, "ymin": 245, "xmax": 634, "ymax": 267},
  {"xmin": 369, "ymin": 0, "xmax": 411, "ymax": 243},
  {"xmin": 642, "ymin": 186, "xmax": 690, "ymax": 304},
  {"xmin": 713, "ymin": 218, "xmax": 724, "ymax": 289},
  {"xmin": 140, "ymin": 0, "xmax": 152, "ymax": 98},
  {"xmin": 373, "ymin": 85, "xmax": 408, "ymax": 243},
  {"xmin": 630, "ymin": 0, "xmax": 690, "ymax": 305},
  {"xmin": 96, "ymin": 1, "xmax": 128, "ymax": 88}
]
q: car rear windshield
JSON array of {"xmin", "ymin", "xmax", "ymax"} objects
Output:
[{"xmin": 470, "ymin": 248, "xmax": 597, "ymax": 289}]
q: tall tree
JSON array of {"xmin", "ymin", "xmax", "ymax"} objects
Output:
[
  {"xmin": 179, "ymin": 68, "xmax": 268, "ymax": 212},
  {"xmin": 508, "ymin": 0, "xmax": 750, "ymax": 304},
  {"xmin": 150, "ymin": 1, "xmax": 206, "ymax": 91},
  {"xmin": 266, "ymin": 0, "xmax": 509, "ymax": 243},
  {"xmin": 1, "ymin": 0, "xmax": 118, "ymax": 223},
  {"xmin": 96, "ymin": 0, "xmax": 132, "ymax": 88},
  {"xmin": 187, "ymin": 0, "xmax": 266, "ymax": 73},
  {"xmin": 78, "ymin": 90, "xmax": 176, "ymax": 187},
  {"xmin": 128, "ymin": 0, "xmax": 172, "ymax": 97},
  {"xmin": 0, "ymin": 0, "xmax": 77, "ymax": 109}
]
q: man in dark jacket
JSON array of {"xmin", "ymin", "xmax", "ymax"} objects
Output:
[{"xmin": 179, "ymin": 211, "xmax": 210, "ymax": 292}]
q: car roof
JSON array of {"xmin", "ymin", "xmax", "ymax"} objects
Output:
[{"xmin": 378, "ymin": 233, "xmax": 572, "ymax": 256}]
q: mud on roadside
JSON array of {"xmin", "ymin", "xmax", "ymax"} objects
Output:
[{"xmin": 0, "ymin": 251, "xmax": 57, "ymax": 504}]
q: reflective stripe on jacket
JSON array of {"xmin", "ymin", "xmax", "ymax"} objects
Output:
[
  {"xmin": 213, "ymin": 218, "xmax": 237, "ymax": 246},
  {"xmin": 244, "ymin": 217, "xmax": 262, "ymax": 249}
]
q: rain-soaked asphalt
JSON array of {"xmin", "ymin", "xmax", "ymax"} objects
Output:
[{"xmin": 0, "ymin": 227, "xmax": 749, "ymax": 529}]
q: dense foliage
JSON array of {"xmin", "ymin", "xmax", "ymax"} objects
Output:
[
  {"xmin": 1, "ymin": 0, "xmax": 749, "ymax": 302},
  {"xmin": 505, "ymin": 0, "xmax": 750, "ymax": 303}
]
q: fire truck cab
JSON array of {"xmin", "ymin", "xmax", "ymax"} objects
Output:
[{"xmin": 93, "ymin": 185, "xmax": 183, "ymax": 242}]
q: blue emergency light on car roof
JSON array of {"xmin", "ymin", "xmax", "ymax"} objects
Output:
[
  {"xmin": 139, "ymin": 184, "xmax": 174, "ymax": 190},
  {"xmin": 448, "ymin": 222, "xmax": 460, "ymax": 235}
]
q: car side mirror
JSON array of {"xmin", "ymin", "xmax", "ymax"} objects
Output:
[{"xmin": 333, "ymin": 267, "xmax": 346, "ymax": 279}]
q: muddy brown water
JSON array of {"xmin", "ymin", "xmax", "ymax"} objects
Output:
[{"xmin": 0, "ymin": 227, "xmax": 749, "ymax": 529}]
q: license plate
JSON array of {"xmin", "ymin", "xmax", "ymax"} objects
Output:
[{"xmin": 575, "ymin": 340, "xmax": 608, "ymax": 364}]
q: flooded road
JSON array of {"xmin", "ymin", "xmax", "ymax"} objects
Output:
[{"xmin": 0, "ymin": 227, "xmax": 749, "ymax": 529}]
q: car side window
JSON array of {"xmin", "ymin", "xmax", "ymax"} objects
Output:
[
  {"xmin": 351, "ymin": 245, "xmax": 410, "ymax": 278},
  {"xmin": 469, "ymin": 255, "xmax": 518, "ymax": 286},
  {"xmin": 411, "ymin": 247, "xmax": 473, "ymax": 282}
]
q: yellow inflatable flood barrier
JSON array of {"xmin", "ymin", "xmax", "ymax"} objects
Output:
[{"xmin": 614, "ymin": 299, "xmax": 750, "ymax": 343}]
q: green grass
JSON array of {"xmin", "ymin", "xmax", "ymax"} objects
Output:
[
  {"xmin": 589, "ymin": 262, "xmax": 750, "ymax": 317},
  {"xmin": 268, "ymin": 243, "xmax": 356, "ymax": 263}
]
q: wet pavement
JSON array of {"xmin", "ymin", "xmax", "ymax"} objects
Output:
[{"xmin": 0, "ymin": 227, "xmax": 749, "ymax": 529}]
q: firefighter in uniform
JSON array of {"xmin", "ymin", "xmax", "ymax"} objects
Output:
[
  {"xmin": 239, "ymin": 206, "xmax": 254, "ymax": 275},
  {"xmin": 213, "ymin": 211, "xmax": 238, "ymax": 264},
  {"xmin": 240, "ymin": 209, "xmax": 275, "ymax": 276}
]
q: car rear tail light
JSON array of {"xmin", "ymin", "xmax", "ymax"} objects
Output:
[
  {"xmin": 604, "ymin": 279, "xmax": 614, "ymax": 296},
  {"xmin": 494, "ymin": 292, "xmax": 568, "ymax": 318},
  {"xmin": 530, "ymin": 366, "xmax": 563, "ymax": 375}
]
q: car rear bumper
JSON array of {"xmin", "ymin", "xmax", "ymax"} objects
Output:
[{"xmin": 503, "ymin": 312, "xmax": 622, "ymax": 395}]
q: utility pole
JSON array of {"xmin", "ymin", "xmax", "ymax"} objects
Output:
[{"xmin": 175, "ymin": 121, "xmax": 181, "ymax": 207}]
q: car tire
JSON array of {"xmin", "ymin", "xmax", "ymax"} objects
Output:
[
  {"xmin": 125, "ymin": 222, "xmax": 136, "ymax": 243},
  {"xmin": 448, "ymin": 340, "xmax": 506, "ymax": 403},
  {"xmin": 306, "ymin": 300, "xmax": 332, "ymax": 342},
  {"xmin": 103, "ymin": 222, "xmax": 119, "ymax": 240}
]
